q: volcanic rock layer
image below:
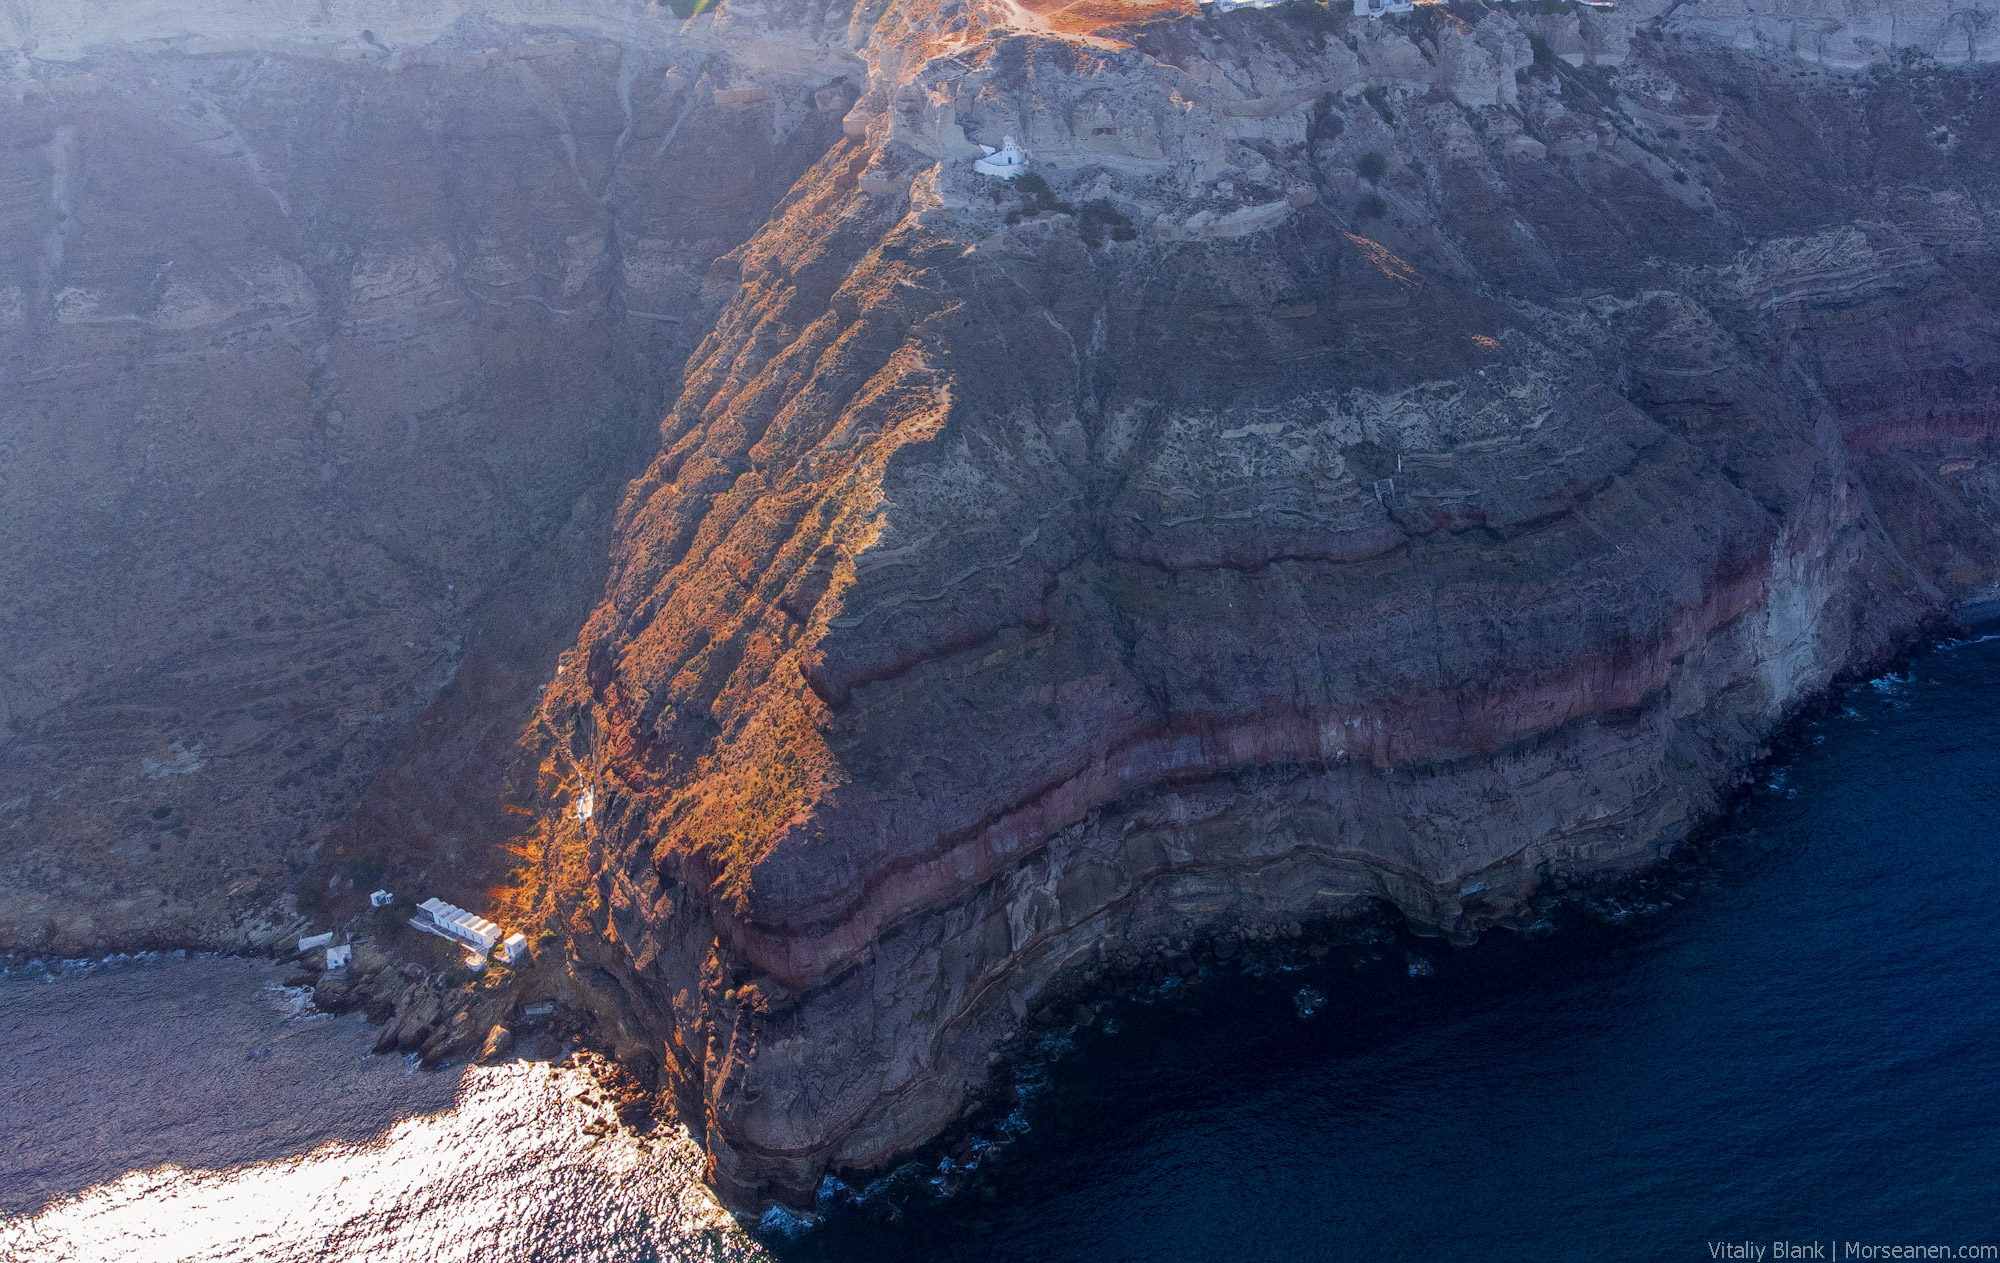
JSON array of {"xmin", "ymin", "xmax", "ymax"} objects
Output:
[
  {"xmin": 9, "ymin": 0, "xmax": 2000, "ymax": 1222},
  {"xmin": 519, "ymin": 0, "xmax": 2000, "ymax": 1213}
]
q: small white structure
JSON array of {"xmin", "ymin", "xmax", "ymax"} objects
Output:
[
  {"xmin": 974, "ymin": 136, "xmax": 1028, "ymax": 179},
  {"xmin": 413, "ymin": 897, "xmax": 503, "ymax": 955},
  {"xmin": 325, "ymin": 944, "xmax": 352, "ymax": 973},
  {"xmin": 1352, "ymin": 0, "xmax": 1415, "ymax": 16},
  {"xmin": 498, "ymin": 932, "xmax": 530, "ymax": 965},
  {"xmin": 299, "ymin": 931, "xmax": 334, "ymax": 951},
  {"xmin": 576, "ymin": 786, "xmax": 594, "ymax": 825},
  {"xmin": 370, "ymin": 889, "xmax": 394, "ymax": 908}
]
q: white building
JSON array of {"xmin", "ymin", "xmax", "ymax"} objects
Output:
[
  {"xmin": 974, "ymin": 136, "xmax": 1028, "ymax": 179},
  {"xmin": 414, "ymin": 897, "xmax": 503, "ymax": 955},
  {"xmin": 498, "ymin": 932, "xmax": 530, "ymax": 965},
  {"xmin": 576, "ymin": 786, "xmax": 594, "ymax": 825},
  {"xmin": 300, "ymin": 931, "xmax": 334, "ymax": 951},
  {"xmin": 325, "ymin": 944, "xmax": 352, "ymax": 973},
  {"xmin": 370, "ymin": 889, "xmax": 394, "ymax": 907},
  {"xmin": 1353, "ymin": 0, "xmax": 1416, "ymax": 16}
]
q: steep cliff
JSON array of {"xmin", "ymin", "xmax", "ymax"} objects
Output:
[
  {"xmin": 514, "ymin": 0, "xmax": 2000, "ymax": 1213},
  {"xmin": 9, "ymin": 0, "xmax": 2000, "ymax": 1225}
]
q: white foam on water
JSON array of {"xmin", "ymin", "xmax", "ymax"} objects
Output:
[
  {"xmin": 1938, "ymin": 632, "xmax": 2000, "ymax": 652},
  {"xmin": 758, "ymin": 1202, "xmax": 818, "ymax": 1239},
  {"xmin": 259, "ymin": 983, "xmax": 327, "ymax": 1025},
  {"xmin": 1869, "ymin": 668, "xmax": 1915, "ymax": 695}
]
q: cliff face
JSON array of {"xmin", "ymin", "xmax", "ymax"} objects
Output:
[
  {"xmin": 10, "ymin": 0, "xmax": 2000, "ymax": 1224},
  {"xmin": 518, "ymin": 0, "xmax": 2000, "ymax": 1213},
  {"xmin": 0, "ymin": 0, "xmax": 857, "ymax": 948}
]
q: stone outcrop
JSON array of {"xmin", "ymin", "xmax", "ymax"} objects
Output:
[
  {"xmin": 512, "ymin": 0, "xmax": 2000, "ymax": 1216},
  {"xmin": 1666, "ymin": 0, "xmax": 2000, "ymax": 69}
]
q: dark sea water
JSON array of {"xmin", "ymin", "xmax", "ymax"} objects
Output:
[{"xmin": 785, "ymin": 634, "xmax": 2000, "ymax": 1263}]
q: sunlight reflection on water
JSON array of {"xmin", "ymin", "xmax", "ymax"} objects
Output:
[{"xmin": 0, "ymin": 961, "xmax": 765, "ymax": 1263}]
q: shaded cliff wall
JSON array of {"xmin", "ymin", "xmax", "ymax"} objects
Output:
[
  {"xmin": 522, "ymin": 4, "xmax": 2000, "ymax": 1212},
  {"xmin": 0, "ymin": 4, "xmax": 858, "ymax": 950}
]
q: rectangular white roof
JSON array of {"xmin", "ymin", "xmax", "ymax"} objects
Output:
[{"xmin": 418, "ymin": 897, "xmax": 502, "ymax": 951}]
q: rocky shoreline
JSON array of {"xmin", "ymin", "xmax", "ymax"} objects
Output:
[
  {"xmin": 0, "ymin": 601, "xmax": 1975, "ymax": 1234},
  {"xmin": 11, "ymin": 0, "xmax": 2000, "ymax": 1223},
  {"xmin": 750, "ymin": 610, "xmax": 1977, "ymax": 1232}
]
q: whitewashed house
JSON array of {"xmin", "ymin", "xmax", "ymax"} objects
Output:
[
  {"xmin": 974, "ymin": 136, "xmax": 1028, "ymax": 179},
  {"xmin": 414, "ymin": 897, "xmax": 503, "ymax": 955}
]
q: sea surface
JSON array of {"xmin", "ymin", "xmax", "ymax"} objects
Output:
[
  {"xmin": 0, "ymin": 959, "xmax": 763, "ymax": 1262},
  {"xmin": 4, "ymin": 633, "xmax": 1999, "ymax": 1262}
]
